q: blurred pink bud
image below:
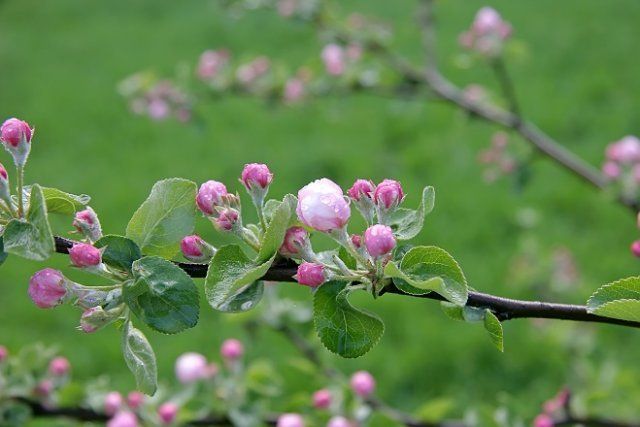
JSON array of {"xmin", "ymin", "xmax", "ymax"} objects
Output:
[
  {"xmin": 215, "ymin": 208, "xmax": 239, "ymax": 231},
  {"xmin": 241, "ymin": 163, "xmax": 273, "ymax": 190},
  {"xmin": 221, "ymin": 338, "xmax": 244, "ymax": 361},
  {"xmin": 1, "ymin": 118, "xmax": 32, "ymax": 148},
  {"xmin": 127, "ymin": 391, "xmax": 145, "ymax": 409},
  {"xmin": 284, "ymin": 78, "xmax": 305, "ymax": 103},
  {"xmin": 73, "ymin": 207, "xmax": 102, "ymax": 241},
  {"xmin": 346, "ymin": 43, "xmax": 363, "ymax": 61},
  {"xmin": 35, "ymin": 379, "xmax": 54, "ymax": 396},
  {"xmin": 49, "ymin": 356, "xmax": 71, "ymax": 376},
  {"xmin": 296, "ymin": 262, "xmax": 325, "ymax": 287},
  {"xmin": 158, "ymin": 402, "xmax": 179, "ymax": 424},
  {"xmin": 277, "ymin": 0, "xmax": 297, "ymax": 17},
  {"xmin": 533, "ymin": 414, "xmax": 554, "ymax": 427},
  {"xmin": 460, "ymin": 7, "xmax": 512, "ymax": 57},
  {"xmin": 602, "ymin": 161, "xmax": 621, "ymax": 179},
  {"xmin": 606, "ymin": 136, "xmax": 640, "ymax": 164},
  {"xmin": 148, "ymin": 98, "xmax": 170, "ymax": 121},
  {"xmin": 0, "ymin": 346, "xmax": 7, "ymax": 362},
  {"xmin": 374, "ymin": 179, "xmax": 404, "ymax": 209},
  {"xmin": 107, "ymin": 411, "xmax": 139, "ymax": 427},
  {"xmin": 69, "ymin": 243, "xmax": 102, "ymax": 268},
  {"xmin": 175, "ymin": 352, "xmax": 208, "ymax": 384},
  {"xmin": 180, "ymin": 235, "xmax": 215, "ymax": 262},
  {"xmin": 280, "ymin": 226, "xmax": 309, "ymax": 256},
  {"xmin": 196, "ymin": 180, "xmax": 228, "ymax": 215},
  {"xmin": 463, "ymin": 84, "xmax": 487, "ymax": 104},
  {"xmin": 197, "ymin": 49, "xmax": 229, "ymax": 80},
  {"xmin": 28, "ymin": 268, "xmax": 67, "ymax": 309},
  {"xmin": 205, "ymin": 362, "xmax": 219, "ymax": 378},
  {"xmin": 312, "ymin": 389, "xmax": 332, "ymax": 409},
  {"xmin": 104, "ymin": 392, "xmax": 124, "ymax": 416},
  {"xmin": 347, "ymin": 179, "xmax": 375, "ymax": 201},
  {"xmin": 321, "ymin": 44, "xmax": 345, "ymax": 76},
  {"xmin": 350, "ymin": 370, "xmax": 375, "ymax": 397},
  {"xmin": 364, "ymin": 224, "xmax": 396, "ymax": 258},
  {"xmin": 297, "ymin": 178, "xmax": 351, "ymax": 232},
  {"xmin": 351, "ymin": 234, "xmax": 362, "ymax": 248},
  {"xmin": 236, "ymin": 57, "xmax": 270, "ymax": 85},
  {"xmin": 328, "ymin": 416, "xmax": 352, "ymax": 427},
  {"xmin": 0, "ymin": 163, "xmax": 8, "ymax": 181},
  {"xmin": 277, "ymin": 413, "xmax": 305, "ymax": 427},
  {"xmin": 631, "ymin": 240, "xmax": 640, "ymax": 258}
]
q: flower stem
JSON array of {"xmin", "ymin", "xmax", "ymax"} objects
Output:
[{"xmin": 16, "ymin": 165, "xmax": 24, "ymax": 218}]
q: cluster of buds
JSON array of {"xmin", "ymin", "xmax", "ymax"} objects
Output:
[
  {"xmin": 533, "ymin": 388, "xmax": 571, "ymax": 427},
  {"xmin": 236, "ymin": 56, "xmax": 272, "ymax": 88},
  {"xmin": 118, "ymin": 74, "xmax": 192, "ymax": 123},
  {"xmin": 459, "ymin": 7, "xmax": 512, "ymax": 58},
  {"xmin": 196, "ymin": 180, "xmax": 242, "ymax": 232},
  {"xmin": 278, "ymin": 370, "xmax": 375, "ymax": 427},
  {"xmin": 197, "ymin": 49, "xmax": 231, "ymax": 81},
  {"xmin": 478, "ymin": 131, "xmax": 517, "ymax": 183},
  {"xmin": 602, "ymin": 135, "xmax": 640, "ymax": 184},
  {"xmin": 284, "ymin": 177, "xmax": 403, "ymax": 289},
  {"xmin": 320, "ymin": 43, "xmax": 363, "ymax": 76}
]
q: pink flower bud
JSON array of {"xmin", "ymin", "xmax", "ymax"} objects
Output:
[
  {"xmin": 284, "ymin": 78, "xmax": 305, "ymax": 103},
  {"xmin": 220, "ymin": 338, "xmax": 244, "ymax": 361},
  {"xmin": 0, "ymin": 162, "xmax": 10, "ymax": 201},
  {"xmin": 196, "ymin": 180, "xmax": 228, "ymax": 216},
  {"xmin": 158, "ymin": 402, "xmax": 179, "ymax": 424},
  {"xmin": 0, "ymin": 163, "xmax": 8, "ymax": 181},
  {"xmin": 1, "ymin": 118, "xmax": 32, "ymax": 148},
  {"xmin": 175, "ymin": 352, "xmax": 208, "ymax": 384},
  {"xmin": 296, "ymin": 262, "xmax": 325, "ymax": 287},
  {"xmin": 127, "ymin": 391, "xmax": 145, "ymax": 409},
  {"xmin": 602, "ymin": 161, "xmax": 621, "ymax": 179},
  {"xmin": 107, "ymin": 411, "xmax": 139, "ymax": 427},
  {"xmin": 205, "ymin": 362, "xmax": 219, "ymax": 378},
  {"xmin": 28, "ymin": 268, "xmax": 68, "ymax": 309},
  {"xmin": 297, "ymin": 178, "xmax": 351, "ymax": 232},
  {"xmin": 49, "ymin": 356, "xmax": 71, "ymax": 376},
  {"xmin": 312, "ymin": 389, "xmax": 332, "ymax": 409},
  {"xmin": 374, "ymin": 179, "xmax": 404, "ymax": 210},
  {"xmin": 350, "ymin": 370, "xmax": 375, "ymax": 397},
  {"xmin": 215, "ymin": 208, "xmax": 239, "ymax": 231},
  {"xmin": 104, "ymin": 392, "xmax": 124, "ymax": 416},
  {"xmin": 631, "ymin": 240, "xmax": 640, "ymax": 258},
  {"xmin": 533, "ymin": 414, "xmax": 554, "ymax": 427},
  {"xmin": 197, "ymin": 49, "xmax": 229, "ymax": 80},
  {"xmin": 321, "ymin": 44, "xmax": 345, "ymax": 76},
  {"xmin": 279, "ymin": 226, "xmax": 309, "ymax": 256},
  {"xmin": 277, "ymin": 413, "xmax": 305, "ymax": 427},
  {"xmin": 364, "ymin": 224, "xmax": 396, "ymax": 258},
  {"xmin": 180, "ymin": 235, "xmax": 215, "ymax": 262},
  {"xmin": 347, "ymin": 179, "xmax": 375, "ymax": 201},
  {"xmin": 73, "ymin": 207, "xmax": 102, "ymax": 241},
  {"xmin": 351, "ymin": 234, "xmax": 362, "ymax": 248},
  {"xmin": 0, "ymin": 346, "xmax": 8, "ymax": 363},
  {"xmin": 461, "ymin": 7, "xmax": 512, "ymax": 57},
  {"xmin": 69, "ymin": 243, "xmax": 102, "ymax": 268},
  {"xmin": 606, "ymin": 136, "xmax": 640, "ymax": 164},
  {"xmin": 241, "ymin": 163, "xmax": 273, "ymax": 190},
  {"xmin": 35, "ymin": 379, "xmax": 54, "ymax": 396},
  {"xmin": 328, "ymin": 416, "xmax": 352, "ymax": 427}
]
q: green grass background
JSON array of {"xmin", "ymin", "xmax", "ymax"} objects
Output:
[{"xmin": 1, "ymin": 0, "xmax": 640, "ymax": 424}]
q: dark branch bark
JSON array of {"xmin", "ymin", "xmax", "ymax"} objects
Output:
[{"xmin": 53, "ymin": 236, "xmax": 640, "ymax": 329}]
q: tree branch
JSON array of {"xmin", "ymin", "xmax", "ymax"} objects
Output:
[{"xmin": 53, "ymin": 236, "xmax": 640, "ymax": 329}]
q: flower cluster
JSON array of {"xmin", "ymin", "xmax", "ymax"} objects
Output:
[
  {"xmin": 477, "ymin": 131, "xmax": 517, "ymax": 183},
  {"xmin": 602, "ymin": 135, "xmax": 640, "ymax": 187},
  {"xmin": 533, "ymin": 388, "xmax": 571, "ymax": 427},
  {"xmin": 459, "ymin": 7, "xmax": 512, "ymax": 57},
  {"xmin": 118, "ymin": 73, "xmax": 192, "ymax": 122}
]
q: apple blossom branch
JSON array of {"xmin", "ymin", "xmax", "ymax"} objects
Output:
[{"xmin": 53, "ymin": 235, "xmax": 640, "ymax": 329}]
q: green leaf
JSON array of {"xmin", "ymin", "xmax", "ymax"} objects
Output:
[
  {"xmin": 126, "ymin": 178, "xmax": 197, "ymax": 259},
  {"xmin": 205, "ymin": 245, "xmax": 272, "ymax": 312},
  {"xmin": 124, "ymin": 256, "xmax": 199, "ymax": 334},
  {"xmin": 95, "ymin": 235, "xmax": 142, "ymax": 272},
  {"xmin": 256, "ymin": 194, "xmax": 294, "ymax": 264},
  {"xmin": 3, "ymin": 184, "xmax": 54, "ymax": 261},
  {"xmin": 384, "ymin": 246, "xmax": 468, "ymax": 306},
  {"xmin": 122, "ymin": 321, "xmax": 158, "ymax": 395},
  {"xmin": 40, "ymin": 187, "xmax": 90, "ymax": 215},
  {"xmin": 389, "ymin": 186, "xmax": 435, "ymax": 240},
  {"xmin": 483, "ymin": 310, "xmax": 504, "ymax": 352},
  {"xmin": 313, "ymin": 281, "xmax": 384, "ymax": 358},
  {"xmin": 587, "ymin": 277, "xmax": 640, "ymax": 322},
  {"xmin": 0, "ymin": 236, "xmax": 8, "ymax": 267}
]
